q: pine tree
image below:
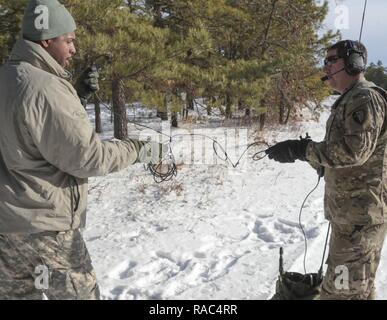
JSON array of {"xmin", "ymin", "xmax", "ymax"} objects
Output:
[
  {"xmin": 1, "ymin": 0, "xmax": 338, "ymax": 133},
  {"xmin": 366, "ymin": 61, "xmax": 387, "ymax": 90},
  {"xmin": 144, "ymin": 0, "xmax": 216, "ymax": 126},
  {"xmin": 0, "ymin": 0, "xmax": 25, "ymax": 65},
  {"xmin": 65, "ymin": 0, "xmax": 172, "ymax": 139},
  {"xmin": 236, "ymin": 0, "xmax": 337, "ymax": 126},
  {"xmin": 142, "ymin": 0, "xmax": 336, "ymax": 126}
]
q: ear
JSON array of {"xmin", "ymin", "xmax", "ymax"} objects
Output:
[{"xmin": 39, "ymin": 40, "xmax": 52, "ymax": 48}]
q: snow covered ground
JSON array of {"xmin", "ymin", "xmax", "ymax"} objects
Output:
[{"xmin": 83, "ymin": 97, "xmax": 387, "ymax": 300}]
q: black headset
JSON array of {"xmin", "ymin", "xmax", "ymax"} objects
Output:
[{"xmin": 338, "ymin": 40, "xmax": 366, "ymax": 76}]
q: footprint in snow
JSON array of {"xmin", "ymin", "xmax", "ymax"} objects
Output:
[
  {"xmin": 252, "ymin": 220, "xmax": 277, "ymax": 243},
  {"xmin": 109, "ymin": 260, "xmax": 138, "ymax": 280},
  {"xmin": 274, "ymin": 220, "xmax": 296, "ymax": 234}
]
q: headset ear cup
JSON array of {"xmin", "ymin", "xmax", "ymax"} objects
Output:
[
  {"xmin": 342, "ymin": 40, "xmax": 365, "ymax": 75},
  {"xmin": 346, "ymin": 52, "xmax": 365, "ymax": 75}
]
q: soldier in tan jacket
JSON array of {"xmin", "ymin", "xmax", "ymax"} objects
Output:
[
  {"xmin": 266, "ymin": 40, "xmax": 387, "ymax": 299},
  {"xmin": 0, "ymin": 0, "xmax": 162, "ymax": 300}
]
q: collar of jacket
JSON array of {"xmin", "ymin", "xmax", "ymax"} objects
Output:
[
  {"xmin": 332, "ymin": 76, "xmax": 372, "ymax": 110},
  {"xmin": 8, "ymin": 38, "xmax": 72, "ymax": 81}
]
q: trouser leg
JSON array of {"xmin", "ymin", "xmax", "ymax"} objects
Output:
[
  {"xmin": 0, "ymin": 229, "xmax": 100, "ymax": 300},
  {"xmin": 321, "ymin": 223, "xmax": 387, "ymax": 300},
  {"xmin": 0, "ymin": 234, "xmax": 43, "ymax": 300}
]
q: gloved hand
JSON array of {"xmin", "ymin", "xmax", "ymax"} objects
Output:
[
  {"xmin": 137, "ymin": 140, "xmax": 169, "ymax": 164},
  {"xmin": 75, "ymin": 65, "xmax": 99, "ymax": 105},
  {"xmin": 316, "ymin": 166, "xmax": 325, "ymax": 178},
  {"xmin": 265, "ymin": 136, "xmax": 311, "ymax": 163}
]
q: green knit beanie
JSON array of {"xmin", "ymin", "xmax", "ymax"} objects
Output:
[{"xmin": 22, "ymin": 0, "xmax": 76, "ymax": 41}]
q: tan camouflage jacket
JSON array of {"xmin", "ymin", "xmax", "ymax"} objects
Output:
[{"xmin": 306, "ymin": 78, "xmax": 387, "ymax": 226}]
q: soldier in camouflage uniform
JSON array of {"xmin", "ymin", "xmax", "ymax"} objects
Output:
[
  {"xmin": 265, "ymin": 40, "xmax": 387, "ymax": 300},
  {"xmin": 0, "ymin": 0, "xmax": 163, "ymax": 300}
]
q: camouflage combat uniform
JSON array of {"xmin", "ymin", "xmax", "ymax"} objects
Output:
[
  {"xmin": 306, "ymin": 77, "xmax": 387, "ymax": 299},
  {"xmin": 0, "ymin": 230, "xmax": 99, "ymax": 300}
]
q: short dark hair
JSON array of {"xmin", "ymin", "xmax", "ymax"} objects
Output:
[{"xmin": 327, "ymin": 40, "xmax": 368, "ymax": 65}]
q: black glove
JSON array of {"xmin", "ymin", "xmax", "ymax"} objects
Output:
[
  {"xmin": 75, "ymin": 65, "xmax": 99, "ymax": 105},
  {"xmin": 316, "ymin": 166, "xmax": 325, "ymax": 178},
  {"xmin": 265, "ymin": 136, "xmax": 311, "ymax": 163}
]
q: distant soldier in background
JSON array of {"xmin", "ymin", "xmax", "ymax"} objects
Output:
[{"xmin": 266, "ymin": 40, "xmax": 387, "ymax": 299}]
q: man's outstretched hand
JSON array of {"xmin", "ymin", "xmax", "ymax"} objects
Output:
[{"xmin": 265, "ymin": 138, "xmax": 310, "ymax": 163}]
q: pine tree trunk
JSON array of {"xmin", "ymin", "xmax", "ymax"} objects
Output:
[
  {"xmin": 238, "ymin": 99, "xmax": 244, "ymax": 111},
  {"xmin": 259, "ymin": 113, "xmax": 266, "ymax": 131},
  {"xmin": 171, "ymin": 112, "xmax": 178, "ymax": 127},
  {"xmin": 284, "ymin": 105, "xmax": 291, "ymax": 124},
  {"xmin": 152, "ymin": 2, "xmax": 164, "ymax": 28},
  {"xmin": 237, "ymin": 99, "xmax": 251, "ymax": 124},
  {"xmin": 225, "ymin": 93, "xmax": 232, "ymax": 119},
  {"xmin": 207, "ymin": 105, "xmax": 212, "ymax": 116},
  {"xmin": 112, "ymin": 78, "xmax": 128, "ymax": 140},
  {"xmin": 279, "ymin": 93, "xmax": 285, "ymax": 125},
  {"xmin": 182, "ymin": 91, "xmax": 194, "ymax": 120},
  {"xmin": 157, "ymin": 96, "xmax": 168, "ymax": 120},
  {"xmin": 261, "ymin": 0, "xmax": 278, "ymax": 56},
  {"xmin": 181, "ymin": 91, "xmax": 188, "ymax": 120},
  {"xmin": 182, "ymin": 107, "xmax": 188, "ymax": 121},
  {"xmin": 187, "ymin": 92, "xmax": 194, "ymax": 110},
  {"xmin": 157, "ymin": 110, "xmax": 169, "ymax": 120},
  {"xmin": 110, "ymin": 103, "xmax": 113, "ymax": 124},
  {"xmin": 94, "ymin": 95, "xmax": 102, "ymax": 133}
]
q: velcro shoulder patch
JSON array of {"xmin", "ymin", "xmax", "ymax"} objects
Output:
[{"xmin": 352, "ymin": 109, "xmax": 366, "ymax": 124}]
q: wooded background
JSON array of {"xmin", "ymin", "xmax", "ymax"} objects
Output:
[{"xmin": 5, "ymin": 1, "xmax": 379, "ymax": 139}]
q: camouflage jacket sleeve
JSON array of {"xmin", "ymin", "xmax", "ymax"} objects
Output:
[{"xmin": 305, "ymin": 89, "xmax": 386, "ymax": 168}]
